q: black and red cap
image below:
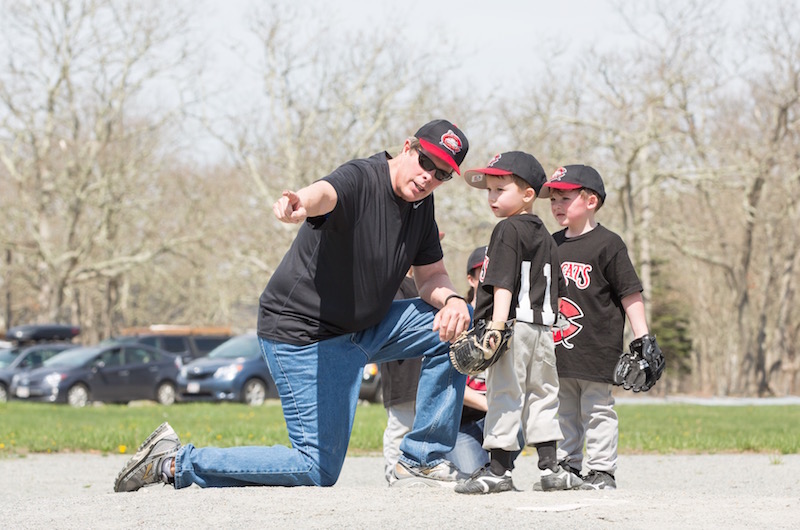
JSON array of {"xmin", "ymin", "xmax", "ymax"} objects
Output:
[
  {"xmin": 415, "ymin": 119, "xmax": 469, "ymax": 175},
  {"xmin": 467, "ymin": 246, "xmax": 487, "ymax": 275},
  {"xmin": 463, "ymin": 151, "xmax": 547, "ymax": 194},
  {"xmin": 540, "ymin": 164, "xmax": 606, "ymax": 202}
]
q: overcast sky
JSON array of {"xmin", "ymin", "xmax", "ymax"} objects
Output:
[
  {"xmin": 179, "ymin": 0, "xmax": 751, "ymax": 161},
  {"xmin": 201, "ymin": 0, "xmax": 626, "ymax": 88}
]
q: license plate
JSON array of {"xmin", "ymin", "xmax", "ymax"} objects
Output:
[
  {"xmin": 187, "ymin": 382, "xmax": 200, "ymax": 394},
  {"xmin": 16, "ymin": 386, "xmax": 30, "ymax": 398}
]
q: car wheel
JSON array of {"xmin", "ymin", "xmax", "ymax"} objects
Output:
[
  {"xmin": 156, "ymin": 381, "xmax": 176, "ymax": 406},
  {"xmin": 0, "ymin": 384, "xmax": 7, "ymax": 403},
  {"xmin": 242, "ymin": 378, "xmax": 267, "ymax": 406},
  {"xmin": 67, "ymin": 384, "xmax": 90, "ymax": 407}
]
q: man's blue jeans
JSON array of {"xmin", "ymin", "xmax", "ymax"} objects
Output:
[
  {"xmin": 173, "ymin": 298, "xmax": 467, "ymax": 488},
  {"xmin": 444, "ymin": 418, "xmax": 489, "ymax": 475}
]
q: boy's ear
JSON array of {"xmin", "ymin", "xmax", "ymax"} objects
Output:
[
  {"xmin": 586, "ymin": 193, "xmax": 599, "ymax": 210},
  {"xmin": 525, "ymin": 186, "xmax": 537, "ymax": 202}
]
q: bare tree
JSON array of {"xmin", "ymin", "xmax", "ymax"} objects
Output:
[
  {"xmin": 198, "ymin": 2, "xmax": 475, "ymax": 290},
  {"xmin": 0, "ymin": 0, "xmax": 203, "ymax": 340},
  {"xmin": 654, "ymin": 0, "xmax": 800, "ymax": 395}
]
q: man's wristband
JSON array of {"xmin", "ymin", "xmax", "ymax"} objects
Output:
[{"xmin": 444, "ymin": 294, "xmax": 468, "ymax": 307}]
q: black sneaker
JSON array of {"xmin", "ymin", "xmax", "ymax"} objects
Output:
[
  {"xmin": 454, "ymin": 464, "xmax": 515, "ymax": 494},
  {"xmin": 579, "ymin": 470, "xmax": 617, "ymax": 490},
  {"xmin": 114, "ymin": 422, "xmax": 181, "ymax": 492},
  {"xmin": 539, "ymin": 466, "xmax": 584, "ymax": 491},
  {"xmin": 533, "ymin": 462, "xmax": 583, "ymax": 491},
  {"xmin": 559, "ymin": 460, "xmax": 583, "ymax": 479}
]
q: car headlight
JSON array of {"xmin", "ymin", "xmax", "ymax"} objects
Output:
[
  {"xmin": 11, "ymin": 374, "xmax": 20, "ymax": 385},
  {"xmin": 213, "ymin": 364, "xmax": 242, "ymax": 381},
  {"xmin": 44, "ymin": 372, "xmax": 64, "ymax": 387},
  {"xmin": 179, "ymin": 367, "xmax": 187, "ymax": 378}
]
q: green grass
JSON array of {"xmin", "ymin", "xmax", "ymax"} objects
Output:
[
  {"xmin": 1, "ymin": 401, "xmax": 798, "ymax": 457},
  {"xmin": 618, "ymin": 404, "xmax": 800, "ymax": 454}
]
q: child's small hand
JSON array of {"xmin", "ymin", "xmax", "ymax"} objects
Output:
[
  {"xmin": 448, "ymin": 319, "xmax": 515, "ymax": 375},
  {"xmin": 482, "ymin": 329, "xmax": 501, "ymax": 355}
]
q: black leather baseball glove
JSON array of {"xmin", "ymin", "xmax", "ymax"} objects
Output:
[
  {"xmin": 613, "ymin": 334, "xmax": 665, "ymax": 392},
  {"xmin": 449, "ymin": 319, "xmax": 514, "ymax": 375}
]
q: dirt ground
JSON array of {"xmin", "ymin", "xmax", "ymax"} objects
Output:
[{"xmin": 2, "ymin": 451, "xmax": 798, "ymax": 529}]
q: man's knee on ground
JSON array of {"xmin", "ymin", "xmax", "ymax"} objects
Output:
[{"xmin": 314, "ymin": 459, "xmax": 345, "ymax": 487}]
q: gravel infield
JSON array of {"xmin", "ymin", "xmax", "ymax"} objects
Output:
[{"xmin": 2, "ymin": 452, "xmax": 798, "ymax": 529}]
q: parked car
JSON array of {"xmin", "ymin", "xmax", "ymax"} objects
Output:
[
  {"xmin": 178, "ymin": 333, "xmax": 278, "ymax": 406},
  {"xmin": 0, "ymin": 343, "xmax": 78, "ymax": 402},
  {"xmin": 4, "ymin": 323, "xmax": 81, "ymax": 344},
  {"xmin": 10, "ymin": 343, "xmax": 181, "ymax": 407},
  {"xmin": 105, "ymin": 325, "xmax": 232, "ymax": 364},
  {"xmin": 360, "ymin": 363, "xmax": 382, "ymax": 403}
]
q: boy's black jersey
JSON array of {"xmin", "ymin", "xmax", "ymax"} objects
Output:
[
  {"xmin": 475, "ymin": 214, "xmax": 565, "ymax": 326},
  {"xmin": 552, "ymin": 224, "xmax": 643, "ymax": 383}
]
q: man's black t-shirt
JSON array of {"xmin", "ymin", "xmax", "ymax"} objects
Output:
[
  {"xmin": 552, "ymin": 224, "xmax": 643, "ymax": 383},
  {"xmin": 474, "ymin": 214, "xmax": 565, "ymax": 326},
  {"xmin": 258, "ymin": 152, "xmax": 442, "ymax": 345}
]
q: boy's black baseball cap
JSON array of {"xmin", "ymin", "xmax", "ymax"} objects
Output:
[
  {"xmin": 415, "ymin": 119, "xmax": 469, "ymax": 175},
  {"xmin": 540, "ymin": 164, "xmax": 606, "ymax": 202},
  {"xmin": 467, "ymin": 246, "xmax": 487, "ymax": 274},
  {"xmin": 463, "ymin": 151, "xmax": 547, "ymax": 194}
]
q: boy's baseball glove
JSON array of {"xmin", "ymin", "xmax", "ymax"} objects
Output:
[
  {"xmin": 613, "ymin": 334, "xmax": 665, "ymax": 392},
  {"xmin": 449, "ymin": 319, "xmax": 514, "ymax": 375}
]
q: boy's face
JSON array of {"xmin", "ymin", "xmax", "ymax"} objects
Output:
[
  {"xmin": 485, "ymin": 175, "xmax": 533, "ymax": 218},
  {"xmin": 550, "ymin": 188, "xmax": 592, "ymax": 227}
]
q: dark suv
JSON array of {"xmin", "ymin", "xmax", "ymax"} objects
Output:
[
  {"xmin": 106, "ymin": 326, "xmax": 233, "ymax": 363},
  {"xmin": 1, "ymin": 324, "xmax": 81, "ymax": 402},
  {"xmin": 5, "ymin": 323, "xmax": 80, "ymax": 344}
]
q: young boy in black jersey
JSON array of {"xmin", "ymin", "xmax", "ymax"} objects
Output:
[
  {"xmin": 455, "ymin": 152, "xmax": 582, "ymax": 494},
  {"xmin": 541, "ymin": 165, "xmax": 652, "ymax": 490}
]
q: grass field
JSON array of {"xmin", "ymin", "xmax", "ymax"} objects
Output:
[{"xmin": 1, "ymin": 401, "xmax": 799, "ymax": 456}]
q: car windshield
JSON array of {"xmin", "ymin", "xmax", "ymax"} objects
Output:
[
  {"xmin": 207, "ymin": 335, "xmax": 260, "ymax": 360},
  {"xmin": 0, "ymin": 348, "xmax": 20, "ymax": 368},
  {"xmin": 43, "ymin": 346, "xmax": 101, "ymax": 368}
]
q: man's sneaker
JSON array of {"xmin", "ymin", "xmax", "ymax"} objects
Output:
[
  {"xmin": 539, "ymin": 466, "xmax": 584, "ymax": 491},
  {"xmin": 579, "ymin": 470, "xmax": 617, "ymax": 490},
  {"xmin": 392, "ymin": 459, "xmax": 468, "ymax": 488},
  {"xmin": 114, "ymin": 422, "xmax": 181, "ymax": 492},
  {"xmin": 454, "ymin": 464, "xmax": 515, "ymax": 494}
]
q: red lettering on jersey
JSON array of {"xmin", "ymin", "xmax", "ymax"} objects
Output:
[{"xmin": 561, "ymin": 261, "xmax": 592, "ymax": 289}]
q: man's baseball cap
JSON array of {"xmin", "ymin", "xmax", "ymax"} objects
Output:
[
  {"xmin": 467, "ymin": 246, "xmax": 487, "ymax": 275},
  {"xmin": 415, "ymin": 119, "xmax": 469, "ymax": 175},
  {"xmin": 540, "ymin": 164, "xmax": 606, "ymax": 202},
  {"xmin": 463, "ymin": 151, "xmax": 547, "ymax": 194}
]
